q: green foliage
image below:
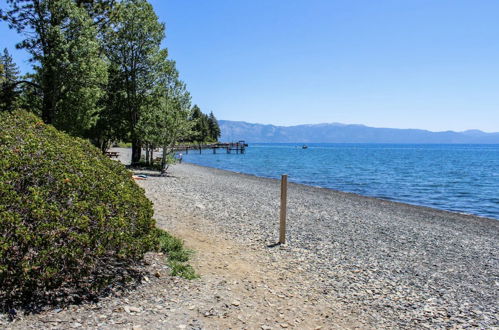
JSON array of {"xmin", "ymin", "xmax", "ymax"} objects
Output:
[
  {"xmin": 208, "ymin": 111, "xmax": 221, "ymax": 141},
  {"xmin": 1, "ymin": 0, "xmax": 222, "ymax": 168},
  {"xmin": 0, "ymin": 48, "xmax": 21, "ymax": 112},
  {"xmin": 190, "ymin": 105, "xmax": 210, "ymax": 142},
  {"xmin": 47, "ymin": 1, "xmax": 108, "ymax": 136},
  {"xmin": 188, "ymin": 105, "xmax": 220, "ymax": 142},
  {"xmin": 102, "ymin": 0, "xmax": 165, "ymax": 164},
  {"xmin": 2, "ymin": 0, "xmax": 108, "ymax": 135},
  {"xmin": 139, "ymin": 59, "xmax": 193, "ymax": 172},
  {"xmin": 116, "ymin": 141, "xmax": 132, "ymax": 148},
  {"xmin": 155, "ymin": 229, "xmax": 198, "ymax": 279},
  {"xmin": 156, "ymin": 229, "xmax": 190, "ymax": 262},
  {"xmin": 0, "ymin": 110, "xmax": 158, "ymax": 305},
  {"xmin": 169, "ymin": 261, "xmax": 198, "ymax": 280}
]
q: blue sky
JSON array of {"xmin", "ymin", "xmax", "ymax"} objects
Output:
[{"xmin": 2, "ymin": 0, "xmax": 499, "ymax": 132}]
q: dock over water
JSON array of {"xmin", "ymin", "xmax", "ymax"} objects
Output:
[{"xmin": 174, "ymin": 141, "xmax": 248, "ymax": 154}]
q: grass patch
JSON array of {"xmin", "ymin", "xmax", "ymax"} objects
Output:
[
  {"xmin": 155, "ymin": 229, "xmax": 199, "ymax": 279},
  {"xmin": 115, "ymin": 141, "xmax": 132, "ymax": 148},
  {"xmin": 169, "ymin": 261, "xmax": 199, "ymax": 280},
  {"xmin": 131, "ymin": 159, "xmax": 163, "ymax": 171}
]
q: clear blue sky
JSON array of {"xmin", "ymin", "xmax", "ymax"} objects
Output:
[{"xmin": 2, "ymin": 0, "xmax": 499, "ymax": 132}]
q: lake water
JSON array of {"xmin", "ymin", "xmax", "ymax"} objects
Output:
[{"xmin": 182, "ymin": 144, "xmax": 499, "ymax": 220}]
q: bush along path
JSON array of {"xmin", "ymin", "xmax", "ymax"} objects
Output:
[
  {"xmin": 0, "ymin": 111, "xmax": 158, "ymax": 309},
  {"xmin": 0, "ymin": 111, "xmax": 198, "ymax": 328}
]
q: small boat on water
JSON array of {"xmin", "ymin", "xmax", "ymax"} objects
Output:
[{"xmin": 302, "ymin": 145, "xmax": 308, "ymax": 149}]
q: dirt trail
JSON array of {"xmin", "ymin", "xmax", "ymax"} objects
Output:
[
  {"xmin": 150, "ymin": 191, "xmax": 361, "ymax": 329},
  {"xmin": 5, "ymin": 189, "xmax": 359, "ymax": 330}
]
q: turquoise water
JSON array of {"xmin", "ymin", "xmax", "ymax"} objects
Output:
[{"xmin": 182, "ymin": 144, "xmax": 499, "ymax": 220}]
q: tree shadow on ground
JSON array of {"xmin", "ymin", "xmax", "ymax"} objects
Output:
[
  {"xmin": 0, "ymin": 261, "xmax": 147, "ymax": 320},
  {"xmin": 132, "ymin": 171, "xmax": 165, "ymax": 178}
]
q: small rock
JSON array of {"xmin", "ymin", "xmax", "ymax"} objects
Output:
[
  {"xmin": 154, "ymin": 271, "xmax": 161, "ymax": 278},
  {"xmin": 232, "ymin": 301, "xmax": 240, "ymax": 307},
  {"xmin": 261, "ymin": 326, "xmax": 272, "ymax": 330},
  {"xmin": 125, "ymin": 306, "xmax": 141, "ymax": 313},
  {"xmin": 71, "ymin": 322, "xmax": 82, "ymax": 328},
  {"xmin": 280, "ymin": 323, "xmax": 289, "ymax": 328}
]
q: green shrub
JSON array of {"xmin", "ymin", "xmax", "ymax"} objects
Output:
[
  {"xmin": 155, "ymin": 229, "xmax": 198, "ymax": 279},
  {"xmin": 169, "ymin": 261, "xmax": 198, "ymax": 280},
  {"xmin": 0, "ymin": 110, "xmax": 158, "ymax": 306}
]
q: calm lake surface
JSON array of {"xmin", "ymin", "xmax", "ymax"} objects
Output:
[{"xmin": 182, "ymin": 144, "xmax": 499, "ymax": 220}]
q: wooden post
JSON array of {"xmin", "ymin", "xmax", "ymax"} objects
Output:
[{"xmin": 279, "ymin": 174, "xmax": 288, "ymax": 244}]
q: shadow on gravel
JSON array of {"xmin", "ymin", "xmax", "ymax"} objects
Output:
[
  {"xmin": 0, "ymin": 261, "xmax": 147, "ymax": 321},
  {"xmin": 131, "ymin": 171, "xmax": 166, "ymax": 178},
  {"xmin": 267, "ymin": 242, "xmax": 283, "ymax": 248}
]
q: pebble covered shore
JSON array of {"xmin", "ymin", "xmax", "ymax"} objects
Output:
[
  {"xmin": 3, "ymin": 150, "xmax": 498, "ymax": 329},
  {"xmin": 149, "ymin": 162, "xmax": 499, "ymax": 328}
]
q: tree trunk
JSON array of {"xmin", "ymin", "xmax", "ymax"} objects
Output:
[
  {"xmin": 145, "ymin": 145, "xmax": 150, "ymax": 165},
  {"xmin": 160, "ymin": 144, "xmax": 169, "ymax": 175},
  {"xmin": 131, "ymin": 139, "xmax": 141, "ymax": 165},
  {"xmin": 42, "ymin": 87, "xmax": 55, "ymax": 124},
  {"xmin": 41, "ymin": 62, "xmax": 58, "ymax": 125},
  {"xmin": 100, "ymin": 139, "xmax": 107, "ymax": 153},
  {"xmin": 149, "ymin": 146, "xmax": 154, "ymax": 164}
]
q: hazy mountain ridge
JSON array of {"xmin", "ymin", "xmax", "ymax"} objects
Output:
[{"xmin": 219, "ymin": 120, "xmax": 499, "ymax": 143}]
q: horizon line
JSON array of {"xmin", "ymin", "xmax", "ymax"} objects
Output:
[{"xmin": 218, "ymin": 119, "xmax": 499, "ymax": 134}]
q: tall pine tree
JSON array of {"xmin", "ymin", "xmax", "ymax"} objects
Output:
[
  {"xmin": 208, "ymin": 111, "xmax": 221, "ymax": 141},
  {"xmin": 103, "ymin": 0, "xmax": 165, "ymax": 164},
  {"xmin": 1, "ymin": 0, "xmax": 108, "ymax": 136},
  {"xmin": 0, "ymin": 48, "xmax": 21, "ymax": 112}
]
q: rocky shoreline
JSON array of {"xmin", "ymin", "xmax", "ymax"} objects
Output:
[
  {"xmin": 3, "ymin": 151, "xmax": 498, "ymax": 329},
  {"xmin": 144, "ymin": 161, "xmax": 498, "ymax": 328}
]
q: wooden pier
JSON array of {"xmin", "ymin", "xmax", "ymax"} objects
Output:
[{"xmin": 173, "ymin": 141, "xmax": 248, "ymax": 154}]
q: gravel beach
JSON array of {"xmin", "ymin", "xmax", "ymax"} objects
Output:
[
  {"xmin": 4, "ymin": 148, "xmax": 498, "ymax": 329},
  {"xmin": 139, "ymin": 159, "xmax": 499, "ymax": 328}
]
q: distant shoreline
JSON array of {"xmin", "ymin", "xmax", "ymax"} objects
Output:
[{"xmin": 219, "ymin": 119, "xmax": 499, "ymax": 144}]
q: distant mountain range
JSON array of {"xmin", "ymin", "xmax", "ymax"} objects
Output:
[{"xmin": 219, "ymin": 120, "xmax": 499, "ymax": 144}]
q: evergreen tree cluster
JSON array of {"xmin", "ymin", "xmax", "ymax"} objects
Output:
[
  {"xmin": 189, "ymin": 105, "xmax": 221, "ymax": 142},
  {"xmin": 0, "ymin": 0, "xmax": 222, "ymax": 166}
]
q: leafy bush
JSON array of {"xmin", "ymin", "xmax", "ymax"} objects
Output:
[{"xmin": 0, "ymin": 110, "xmax": 158, "ymax": 306}]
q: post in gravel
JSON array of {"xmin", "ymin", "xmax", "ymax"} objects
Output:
[{"xmin": 279, "ymin": 174, "xmax": 288, "ymax": 244}]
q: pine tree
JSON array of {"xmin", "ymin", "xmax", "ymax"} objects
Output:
[
  {"xmin": 103, "ymin": 0, "xmax": 165, "ymax": 164},
  {"xmin": 1, "ymin": 0, "xmax": 108, "ymax": 136},
  {"xmin": 0, "ymin": 48, "xmax": 21, "ymax": 112},
  {"xmin": 208, "ymin": 111, "xmax": 221, "ymax": 141},
  {"xmin": 190, "ymin": 105, "xmax": 210, "ymax": 142}
]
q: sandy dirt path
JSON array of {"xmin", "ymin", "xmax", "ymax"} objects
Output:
[{"xmin": 146, "ymin": 183, "xmax": 361, "ymax": 329}]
